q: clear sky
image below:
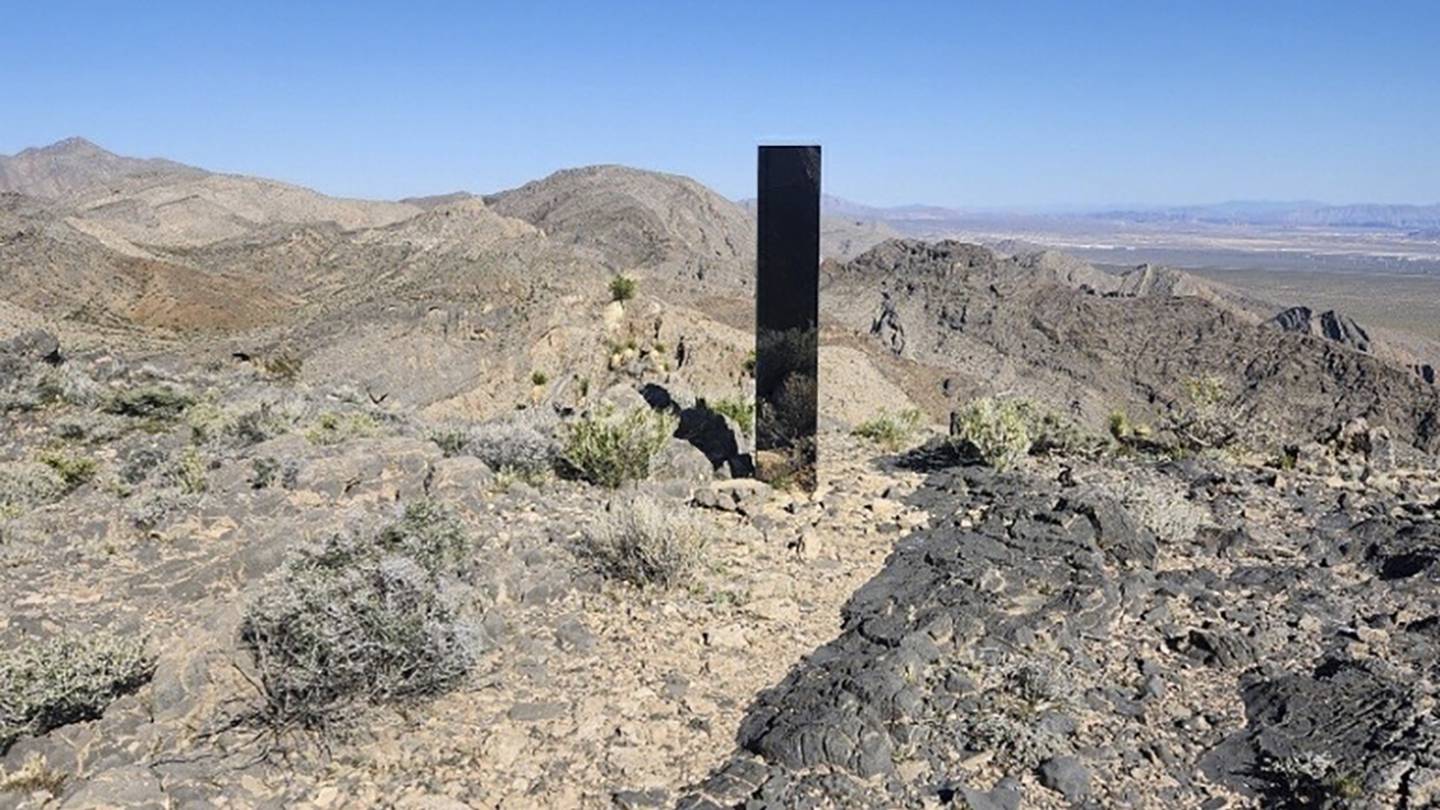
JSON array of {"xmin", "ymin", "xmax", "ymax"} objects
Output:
[{"xmin": 3, "ymin": 1, "xmax": 1437, "ymax": 208}]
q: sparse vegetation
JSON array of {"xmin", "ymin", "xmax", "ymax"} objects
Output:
[
  {"xmin": 1166, "ymin": 374, "xmax": 1247, "ymax": 453},
  {"xmin": 262, "ymin": 351, "xmax": 304, "ymax": 385},
  {"xmin": 950, "ymin": 397, "xmax": 1102, "ymax": 469},
  {"xmin": 127, "ymin": 489, "xmax": 183, "ymax": 531},
  {"xmin": 609, "ymin": 275, "xmax": 637, "ymax": 302},
  {"xmin": 428, "ymin": 425, "xmax": 471, "ymax": 458},
  {"xmin": 853, "ymin": 408, "xmax": 924, "ymax": 451},
  {"xmin": 32, "ymin": 365, "xmax": 102, "ymax": 409},
  {"xmin": 0, "ymin": 462, "xmax": 66, "ymax": 518},
  {"xmin": 584, "ymin": 495, "xmax": 711, "ymax": 588},
  {"xmin": 103, "ymin": 385, "xmax": 195, "ymax": 420},
  {"xmin": 741, "ymin": 350, "xmax": 757, "ymax": 376},
  {"xmin": 561, "ymin": 407, "xmax": 677, "ymax": 488},
  {"xmin": 707, "ymin": 396, "xmax": 755, "ymax": 438},
  {"xmin": 240, "ymin": 502, "xmax": 478, "ymax": 730},
  {"xmin": 949, "ymin": 398, "xmax": 1036, "ymax": 471},
  {"xmin": 0, "ymin": 631, "xmax": 154, "ymax": 755},
  {"xmin": 166, "ymin": 446, "xmax": 209, "ymax": 494},
  {"xmin": 304, "ymin": 411, "xmax": 380, "ymax": 446},
  {"xmin": 0, "ymin": 752, "xmax": 67, "ymax": 797},
  {"xmin": 530, "ymin": 370, "xmax": 550, "ymax": 387},
  {"xmin": 35, "ymin": 448, "xmax": 98, "ymax": 492},
  {"xmin": 464, "ymin": 420, "xmax": 558, "ymax": 481}
]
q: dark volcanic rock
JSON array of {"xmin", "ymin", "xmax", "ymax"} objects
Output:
[{"xmin": 1201, "ymin": 658, "xmax": 1440, "ymax": 807}]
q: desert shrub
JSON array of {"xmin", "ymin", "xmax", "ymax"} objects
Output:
[
  {"xmin": 742, "ymin": 350, "xmax": 757, "ymax": 376},
  {"xmin": 957, "ymin": 662, "xmax": 1077, "ymax": 770},
  {"xmin": 756, "ymin": 372, "xmax": 818, "ymax": 447},
  {"xmin": 33, "ymin": 365, "xmax": 102, "ymax": 409},
  {"xmin": 464, "ymin": 421, "xmax": 557, "ymax": 480},
  {"xmin": 374, "ymin": 500, "xmax": 474, "ymax": 574},
  {"xmin": 226, "ymin": 404, "xmax": 293, "ymax": 447},
  {"xmin": 304, "ymin": 411, "xmax": 380, "ymax": 446},
  {"xmin": 183, "ymin": 402, "xmax": 228, "ymax": 445},
  {"xmin": 584, "ymin": 495, "xmax": 711, "ymax": 588},
  {"xmin": 0, "ymin": 462, "xmax": 66, "ymax": 518},
  {"xmin": 35, "ymin": 448, "xmax": 97, "ymax": 492},
  {"xmin": 251, "ymin": 457, "xmax": 280, "ymax": 489},
  {"xmin": 853, "ymin": 408, "xmax": 925, "ymax": 451},
  {"xmin": 262, "ymin": 351, "xmax": 304, "ymax": 384},
  {"xmin": 239, "ymin": 502, "xmax": 477, "ymax": 729},
  {"xmin": 1109, "ymin": 475, "xmax": 1211, "ymax": 544},
  {"xmin": 0, "ymin": 752, "xmax": 67, "ymax": 796},
  {"xmin": 103, "ymin": 385, "xmax": 194, "ymax": 419},
  {"xmin": 609, "ymin": 275, "xmax": 637, "ymax": 302},
  {"xmin": 1166, "ymin": 374, "xmax": 1245, "ymax": 452},
  {"xmin": 950, "ymin": 398, "xmax": 1035, "ymax": 471},
  {"xmin": 127, "ymin": 489, "xmax": 183, "ymax": 531},
  {"xmin": 0, "ymin": 631, "xmax": 154, "ymax": 755},
  {"xmin": 530, "ymin": 370, "xmax": 549, "ymax": 387},
  {"xmin": 561, "ymin": 407, "xmax": 677, "ymax": 488},
  {"xmin": 164, "ymin": 447, "xmax": 209, "ymax": 495},
  {"xmin": 117, "ymin": 446, "xmax": 168, "ymax": 487},
  {"xmin": 707, "ymin": 397, "xmax": 755, "ymax": 438},
  {"xmin": 1259, "ymin": 751, "xmax": 1364, "ymax": 806},
  {"xmin": 428, "ymin": 425, "xmax": 471, "ymax": 458},
  {"xmin": 951, "ymin": 398, "xmax": 1102, "ymax": 469}
]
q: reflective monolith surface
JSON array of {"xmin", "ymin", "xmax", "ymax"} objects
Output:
[{"xmin": 755, "ymin": 145, "xmax": 820, "ymax": 491}]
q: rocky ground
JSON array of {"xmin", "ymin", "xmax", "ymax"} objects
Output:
[{"xmin": 3, "ymin": 327, "xmax": 1439, "ymax": 809}]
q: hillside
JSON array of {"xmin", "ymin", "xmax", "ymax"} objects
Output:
[
  {"xmin": 2, "ymin": 139, "xmax": 1440, "ymax": 809},
  {"xmin": 486, "ymin": 165, "xmax": 756, "ymax": 289},
  {"xmin": 0, "ymin": 137, "xmax": 204, "ymax": 200}
]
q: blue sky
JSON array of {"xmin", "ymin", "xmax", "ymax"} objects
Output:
[{"xmin": 3, "ymin": 1, "xmax": 1437, "ymax": 207}]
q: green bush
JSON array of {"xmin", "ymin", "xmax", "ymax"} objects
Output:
[
  {"xmin": 428, "ymin": 425, "xmax": 471, "ymax": 458},
  {"xmin": 0, "ymin": 462, "xmax": 66, "ymax": 518},
  {"xmin": 304, "ymin": 411, "xmax": 380, "ymax": 446},
  {"xmin": 584, "ymin": 496, "xmax": 711, "ymax": 588},
  {"xmin": 561, "ymin": 407, "xmax": 677, "ymax": 488},
  {"xmin": 0, "ymin": 631, "xmax": 154, "ymax": 755},
  {"xmin": 609, "ymin": 275, "xmax": 637, "ymax": 303},
  {"xmin": 707, "ymin": 397, "xmax": 755, "ymax": 439},
  {"xmin": 240, "ymin": 502, "xmax": 477, "ymax": 729},
  {"xmin": 35, "ymin": 449, "xmax": 98, "ymax": 492},
  {"xmin": 951, "ymin": 398, "xmax": 1102, "ymax": 469},
  {"xmin": 530, "ymin": 370, "xmax": 550, "ymax": 386},
  {"xmin": 1167, "ymin": 374, "xmax": 1244, "ymax": 452},
  {"xmin": 103, "ymin": 385, "xmax": 195, "ymax": 419},
  {"xmin": 950, "ymin": 398, "xmax": 1036, "ymax": 471},
  {"xmin": 853, "ymin": 408, "xmax": 925, "ymax": 451},
  {"xmin": 166, "ymin": 447, "xmax": 209, "ymax": 495}
]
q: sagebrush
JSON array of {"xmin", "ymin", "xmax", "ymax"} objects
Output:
[
  {"xmin": 584, "ymin": 495, "xmax": 711, "ymax": 588},
  {"xmin": 240, "ymin": 502, "xmax": 478, "ymax": 729},
  {"xmin": 464, "ymin": 420, "xmax": 558, "ymax": 479},
  {"xmin": 0, "ymin": 632, "xmax": 154, "ymax": 755}
]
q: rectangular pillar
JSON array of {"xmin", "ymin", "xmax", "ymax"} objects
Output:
[{"xmin": 755, "ymin": 145, "xmax": 820, "ymax": 491}]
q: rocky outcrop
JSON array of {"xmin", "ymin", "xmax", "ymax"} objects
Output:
[
  {"xmin": 1268, "ymin": 305, "xmax": 1374, "ymax": 354},
  {"xmin": 826, "ymin": 240, "xmax": 1440, "ymax": 454},
  {"xmin": 681, "ymin": 446, "xmax": 1440, "ymax": 808}
]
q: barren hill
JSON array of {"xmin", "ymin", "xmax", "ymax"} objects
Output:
[
  {"xmin": 826, "ymin": 239, "xmax": 1440, "ymax": 452},
  {"xmin": 486, "ymin": 165, "xmax": 756, "ymax": 289},
  {"xmin": 0, "ymin": 137, "xmax": 204, "ymax": 199}
]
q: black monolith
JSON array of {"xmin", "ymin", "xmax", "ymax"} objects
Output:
[{"xmin": 755, "ymin": 145, "xmax": 820, "ymax": 490}]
